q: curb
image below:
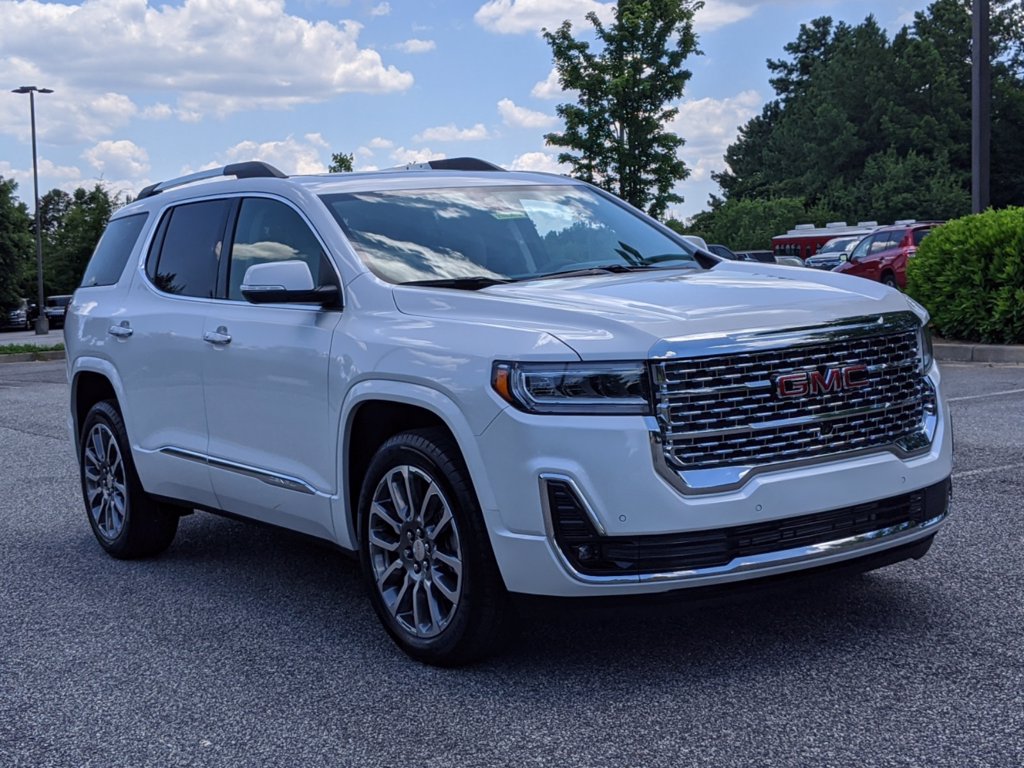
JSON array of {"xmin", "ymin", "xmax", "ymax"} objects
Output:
[
  {"xmin": 935, "ymin": 343, "xmax": 1024, "ymax": 365},
  {"xmin": 0, "ymin": 350, "xmax": 65, "ymax": 364}
]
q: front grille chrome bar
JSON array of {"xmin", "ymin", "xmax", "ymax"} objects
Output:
[{"xmin": 648, "ymin": 312, "xmax": 937, "ymax": 493}]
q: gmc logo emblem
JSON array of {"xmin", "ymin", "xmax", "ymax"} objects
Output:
[{"xmin": 775, "ymin": 365, "xmax": 870, "ymax": 399}]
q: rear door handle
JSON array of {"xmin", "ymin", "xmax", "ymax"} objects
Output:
[
  {"xmin": 108, "ymin": 322, "xmax": 133, "ymax": 338},
  {"xmin": 203, "ymin": 326, "xmax": 232, "ymax": 345}
]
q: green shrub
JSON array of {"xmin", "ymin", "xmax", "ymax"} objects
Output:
[{"xmin": 906, "ymin": 208, "xmax": 1024, "ymax": 344}]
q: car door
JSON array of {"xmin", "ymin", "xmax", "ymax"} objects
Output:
[
  {"xmin": 117, "ymin": 199, "xmax": 231, "ymax": 508},
  {"xmin": 201, "ymin": 196, "xmax": 342, "ymax": 540}
]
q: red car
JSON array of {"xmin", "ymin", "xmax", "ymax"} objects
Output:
[{"xmin": 833, "ymin": 221, "xmax": 941, "ymax": 289}]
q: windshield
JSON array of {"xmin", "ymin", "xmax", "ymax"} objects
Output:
[
  {"xmin": 320, "ymin": 184, "xmax": 700, "ymax": 285},
  {"xmin": 817, "ymin": 238, "xmax": 857, "ymax": 255}
]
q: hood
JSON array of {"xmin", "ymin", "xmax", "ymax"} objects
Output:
[{"xmin": 392, "ymin": 262, "xmax": 921, "ymax": 360}]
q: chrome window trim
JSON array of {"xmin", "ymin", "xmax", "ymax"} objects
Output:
[
  {"xmin": 539, "ymin": 474, "xmax": 948, "ymax": 586},
  {"xmin": 158, "ymin": 447, "xmax": 332, "ymax": 497}
]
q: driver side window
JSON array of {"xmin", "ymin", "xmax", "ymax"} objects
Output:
[{"xmin": 228, "ymin": 198, "xmax": 328, "ymax": 301}]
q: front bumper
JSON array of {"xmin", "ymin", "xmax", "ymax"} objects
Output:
[{"xmin": 475, "ymin": 368, "xmax": 952, "ymax": 597}]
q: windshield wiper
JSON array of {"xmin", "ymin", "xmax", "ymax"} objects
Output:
[
  {"xmin": 402, "ymin": 276, "xmax": 515, "ymax": 290},
  {"xmin": 530, "ymin": 264, "xmax": 642, "ymax": 281}
]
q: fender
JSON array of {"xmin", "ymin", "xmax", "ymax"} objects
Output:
[
  {"xmin": 335, "ymin": 379, "xmax": 504, "ymax": 551},
  {"xmin": 69, "ymin": 355, "xmax": 131, "ymax": 451}
]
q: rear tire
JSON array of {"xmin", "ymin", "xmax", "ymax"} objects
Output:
[
  {"xmin": 79, "ymin": 400, "xmax": 178, "ymax": 559},
  {"xmin": 358, "ymin": 428, "xmax": 513, "ymax": 666}
]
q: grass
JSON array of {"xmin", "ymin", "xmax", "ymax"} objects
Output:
[{"xmin": 0, "ymin": 342, "xmax": 65, "ymax": 356}]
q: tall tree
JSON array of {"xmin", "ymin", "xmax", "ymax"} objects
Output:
[
  {"xmin": 45, "ymin": 185, "xmax": 117, "ymax": 294},
  {"xmin": 712, "ymin": 0, "xmax": 1024, "ymax": 220},
  {"xmin": 542, "ymin": 0, "xmax": 702, "ymax": 218},
  {"xmin": 0, "ymin": 177, "xmax": 33, "ymax": 307},
  {"xmin": 329, "ymin": 152, "xmax": 354, "ymax": 173}
]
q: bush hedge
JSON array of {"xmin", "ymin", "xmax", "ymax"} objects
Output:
[{"xmin": 906, "ymin": 208, "xmax": 1024, "ymax": 344}]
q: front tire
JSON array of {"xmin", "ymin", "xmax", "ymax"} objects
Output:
[
  {"xmin": 881, "ymin": 272, "xmax": 899, "ymax": 289},
  {"xmin": 359, "ymin": 428, "xmax": 512, "ymax": 666},
  {"xmin": 79, "ymin": 400, "xmax": 178, "ymax": 559}
]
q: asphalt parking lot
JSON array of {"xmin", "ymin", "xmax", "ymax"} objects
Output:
[{"xmin": 1, "ymin": 360, "xmax": 1022, "ymax": 767}]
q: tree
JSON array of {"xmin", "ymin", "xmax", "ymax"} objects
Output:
[
  {"xmin": 329, "ymin": 152, "xmax": 354, "ymax": 173},
  {"xmin": 0, "ymin": 177, "xmax": 33, "ymax": 307},
  {"xmin": 542, "ymin": 0, "xmax": 702, "ymax": 218},
  {"xmin": 44, "ymin": 185, "xmax": 117, "ymax": 294},
  {"xmin": 712, "ymin": 0, "xmax": 1024, "ymax": 220}
]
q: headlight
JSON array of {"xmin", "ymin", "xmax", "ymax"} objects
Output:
[
  {"xmin": 919, "ymin": 324, "xmax": 934, "ymax": 372},
  {"xmin": 492, "ymin": 361, "xmax": 652, "ymax": 415}
]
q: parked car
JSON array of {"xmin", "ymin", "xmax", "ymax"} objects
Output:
[
  {"xmin": 1, "ymin": 298, "xmax": 31, "ymax": 331},
  {"xmin": 44, "ymin": 294, "xmax": 73, "ymax": 329},
  {"xmin": 735, "ymin": 250, "xmax": 776, "ymax": 264},
  {"xmin": 773, "ymin": 255, "xmax": 806, "ymax": 267},
  {"xmin": 65, "ymin": 159, "xmax": 951, "ymax": 665},
  {"xmin": 707, "ymin": 243, "xmax": 740, "ymax": 260},
  {"xmin": 805, "ymin": 236, "xmax": 862, "ymax": 271},
  {"xmin": 833, "ymin": 222, "xmax": 941, "ymax": 289}
]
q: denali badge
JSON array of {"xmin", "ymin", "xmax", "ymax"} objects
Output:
[{"xmin": 775, "ymin": 364, "xmax": 870, "ymax": 398}]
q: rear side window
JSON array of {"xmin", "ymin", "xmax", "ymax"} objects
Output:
[
  {"xmin": 913, "ymin": 229, "xmax": 932, "ymax": 246},
  {"xmin": 146, "ymin": 200, "xmax": 231, "ymax": 298},
  {"xmin": 80, "ymin": 214, "xmax": 148, "ymax": 287}
]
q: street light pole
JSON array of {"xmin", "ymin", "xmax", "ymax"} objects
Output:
[
  {"xmin": 972, "ymin": 0, "xmax": 991, "ymax": 213},
  {"xmin": 12, "ymin": 85, "xmax": 54, "ymax": 335}
]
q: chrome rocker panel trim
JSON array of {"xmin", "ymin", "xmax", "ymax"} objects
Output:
[{"xmin": 157, "ymin": 447, "xmax": 331, "ymax": 497}]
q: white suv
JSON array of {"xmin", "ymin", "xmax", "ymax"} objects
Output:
[{"xmin": 66, "ymin": 159, "xmax": 952, "ymax": 665}]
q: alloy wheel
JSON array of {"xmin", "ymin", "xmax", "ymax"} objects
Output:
[
  {"xmin": 368, "ymin": 465, "xmax": 463, "ymax": 638},
  {"xmin": 82, "ymin": 423, "xmax": 128, "ymax": 541}
]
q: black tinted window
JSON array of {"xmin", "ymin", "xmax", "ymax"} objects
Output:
[
  {"xmin": 913, "ymin": 229, "xmax": 932, "ymax": 246},
  {"xmin": 81, "ymin": 213, "xmax": 148, "ymax": 287},
  {"xmin": 228, "ymin": 199, "xmax": 326, "ymax": 300},
  {"xmin": 148, "ymin": 200, "xmax": 231, "ymax": 297}
]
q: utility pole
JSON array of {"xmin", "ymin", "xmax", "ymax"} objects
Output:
[
  {"xmin": 11, "ymin": 85, "xmax": 54, "ymax": 334},
  {"xmin": 972, "ymin": 0, "xmax": 990, "ymax": 213}
]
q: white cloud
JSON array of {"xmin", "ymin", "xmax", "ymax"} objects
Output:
[
  {"xmin": 413, "ymin": 123, "xmax": 491, "ymax": 142},
  {"xmin": 474, "ymin": 0, "xmax": 614, "ymax": 34},
  {"xmin": 531, "ymin": 68, "xmax": 565, "ymax": 100},
  {"xmin": 509, "ymin": 151, "xmax": 567, "ymax": 174},
  {"xmin": 369, "ymin": 1, "xmax": 390, "ymax": 16},
  {"xmin": 497, "ymin": 98, "xmax": 557, "ymax": 129},
  {"xmin": 394, "ymin": 38, "xmax": 436, "ymax": 54},
  {"xmin": 390, "ymin": 147, "xmax": 446, "ymax": 165},
  {"xmin": 206, "ymin": 133, "xmax": 331, "ymax": 175},
  {"xmin": 694, "ymin": 2, "xmax": 757, "ymax": 32},
  {"xmin": 0, "ymin": 0, "xmax": 414, "ymax": 128},
  {"xmin": 83, "ymin": 139, "xmax": 150, "ymax": 178},
  {"xmin": 369, "ymin": 136, "xmax": 394, "ymax": 149},
  {"xmin": 668, "ymin": 90, "xmax": 762, "ymax": 182},
  {"xmin": 140, "ymin": 103, "xmax": 174, "ymax": 120},
  {"xmin": 0, "ymin": 158, "xmax": 83, "ymax": 193}
]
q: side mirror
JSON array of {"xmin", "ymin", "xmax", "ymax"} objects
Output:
[
  {"xmin": 839, "ymin": 253, "xmax": 849, "ymax": 263},
  {"xmin": 241, "ymin": 260, "xmax": 339, "ymax": 306}
]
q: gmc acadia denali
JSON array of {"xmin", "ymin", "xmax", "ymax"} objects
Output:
[{"xmin": 65, "ymin": 159, "xmax": 952, "ymax": 665}]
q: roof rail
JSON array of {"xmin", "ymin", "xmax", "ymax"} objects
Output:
[
  {"xmin": 394, "ymin": 157, "xmax": 506, "ymax": 172},
  {"xmin": 136, "ymin": 161, "xmax": 287, "ymax": 200},
  {"xmin": 825, "ymin": 221, "xmax": 848, "ymax": 228}
]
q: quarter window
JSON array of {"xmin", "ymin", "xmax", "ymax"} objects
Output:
[
  {"xmin": 147, "ymin": 200, "xmax": 231, "ymax": 298},
  {"xmin": 81, "ymin": 213, "xmax": 148, "ymax": 287},
  {"xmin": 228, "ymin": 198, "xmax": 326, "ymax": 301}
]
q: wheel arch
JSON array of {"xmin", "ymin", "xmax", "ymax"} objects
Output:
[
  {"xmin": 70, "ymin": 358, "xmax": 129, "ymax": 452},
  {"xmin": 337, "ymin": 380, "xmax": 500, "ymax": 551}
]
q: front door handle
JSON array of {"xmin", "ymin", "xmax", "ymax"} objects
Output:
[
  {"xmin": 108, "ymin": 322, "xmax": 133, "ymax": 338},
  {"xmin": 203, "ymin": 326, "xmax": 232, "ymax": 345}
]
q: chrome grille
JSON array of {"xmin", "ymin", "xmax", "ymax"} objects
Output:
[{"xmin": 653, "ymin": 328, "xmax": 926, "ymax": 470}]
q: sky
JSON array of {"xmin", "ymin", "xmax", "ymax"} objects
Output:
[{"xmin": 0, "ymin": 0, "xmax": 932, "ymax": 222}]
